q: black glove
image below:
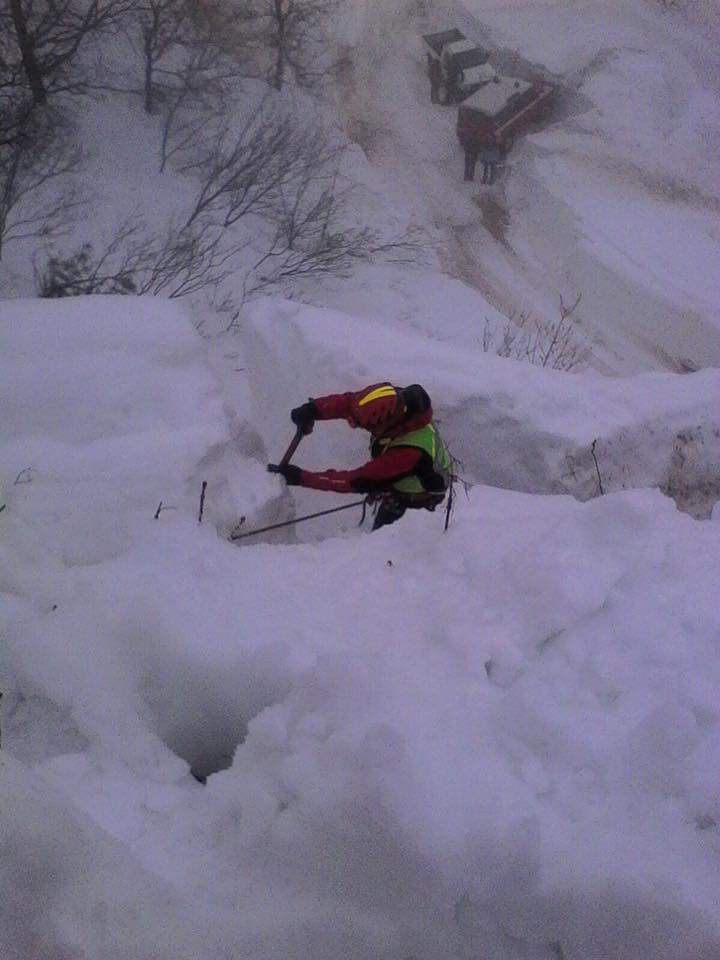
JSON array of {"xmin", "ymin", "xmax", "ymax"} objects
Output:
[
  {"xmin": 267, "ymin": 463, "xmax": 303, "ymax": 486},
  {"xmin": 291, "ymin": 400, "xmax": 317, "ymax": 435}
]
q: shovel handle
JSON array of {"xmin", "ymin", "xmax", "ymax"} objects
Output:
[
  {"xmin": 279, "ymin": 427, "xmax": 304, "ymax": 466},
  {"xmin": 267, "ymin": 427, "xmax": 304, "ymax": 474}
]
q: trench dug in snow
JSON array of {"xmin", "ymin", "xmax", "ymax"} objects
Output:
[{"xmin": 440, "ymin": 397, "xmax": 720, "ymax": 519}]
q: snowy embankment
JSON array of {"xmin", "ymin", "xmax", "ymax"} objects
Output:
[{"xmin": 2, "ymin": 297, "xmax": 720, "ymax": 960}]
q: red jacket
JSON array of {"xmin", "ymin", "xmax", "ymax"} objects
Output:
[{"xmin": 298, "ymin": 390, "xmax": 433, "ymax": 494}]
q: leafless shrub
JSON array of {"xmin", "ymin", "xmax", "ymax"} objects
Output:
[
  {"xmin": 244, "ymin": 177, "xmax": 423, "ymax": 297},
  {"xmin": 137, "ymin": 217, "xmax": 242, "ymax": 297},
  {"xmin": 178, "ymin": 101, "xmax": 342, "ymax": 228},
  {"xmin": 483, "ymin": 294, "xmax": 590, "ymax": 371},
  {"xmin": 0, "ymin": 109, "xmax": 84, "ymax": 259},
  {"xmin": 37, "ymin": 241, "xmax": 138, "ymax": 296},
  {"xmin": 178, "ymin": 100, "xmax": 422, "ymax": 297},
  {"xmin": 36, "ymin": 215, "xmax": 242, "ymax": 299}
]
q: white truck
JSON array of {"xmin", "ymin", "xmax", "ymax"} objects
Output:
[{"xmin": 422, "ymin": 29, "xmax": 493, "ymax": 104}]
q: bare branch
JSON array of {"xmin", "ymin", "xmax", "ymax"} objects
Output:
[
  {"xmin": 36, "ymin": 213, "xmax": 244, "ymax": 302},
  {"xmin": 136, "ymin": 217, "xmax": 244, "ymax": 298},
  {"xmin": 483, "ymin": 296, "xmax": 590, "ymax": 372},
  {"xmin": 157, "ymin": 41, "xmax": 230, "ymax": 172},
  {"xmin": 180, "ymin": 102, "xmax": 343, "ymax": 229},
  {"xmin": 4, "ymin": 0, "xmax": 135, "ymax": 105},
  {"xmin": 0, "ymin": 109, "xmax": 84, "ymax": 258}
]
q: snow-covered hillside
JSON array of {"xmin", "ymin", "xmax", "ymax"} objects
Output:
[
  {"xmin": 2, "ymin": 1, "xmax": 720, "ymax": 958},
  {"xmin": 2, "ymin": 297, "xmax": 719, "ymax": 959}
]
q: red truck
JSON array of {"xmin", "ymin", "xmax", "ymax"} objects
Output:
[{"xmin": 456, "ymin": 75, "xmax": 555, "ymax": 182}]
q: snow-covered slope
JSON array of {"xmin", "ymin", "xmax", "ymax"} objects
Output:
[
  {"xmin": 2, "ymin": 1, "xmax": 720, "ymax": 956},
  {"xmin": 2, "ymin": 297, "xmax": 719, "ymax": 960}
]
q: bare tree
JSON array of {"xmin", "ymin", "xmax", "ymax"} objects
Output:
[
  {"xmin": 7, "ymin": 0, "xmax": 48, "ymax": 105},
  {"xmin": 0, "ymin": 110, "xmax": 83, "ymax": 259},
  {"xmin": 124, "ymin": 0, "xmax": 195, "ymax": 113},
  {"xmin": 236, "ymin": 0, "xmax": 339, "ymax": 91},
  {"xmin": 107, "ymin": 0, "xmax": 240, "ymax": 166},
  {"xmin": 0, "ymin": 14, "xmax": 35, "ymax": 141},
  {"xmin": 3, "ymin": 0, "xmax": 133, "ymax": 106}
]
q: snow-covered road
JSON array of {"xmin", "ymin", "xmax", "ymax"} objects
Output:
[{"xmin": 336, "ymin": 0, "xmax": 720, "ymax": 374}]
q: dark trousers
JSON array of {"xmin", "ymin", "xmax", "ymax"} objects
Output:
[
  {"xmin": 482, "ymin": 161, "xmax": 496, "ymax": 184},
  {"xmin": 370, "ymin": 494, "xmax": 442, "ymax": 531},
  {"xmin": 464, "ymin": 151, "xmax": 477, "ymax": 182},
  {"xmin": 372, "ymin": 498, "xmax": 407, "ymax": 531}
]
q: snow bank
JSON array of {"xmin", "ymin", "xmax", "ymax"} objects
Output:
[
  {"xmin": 1, "ymin": 296, "xmax": 225, "ymax": 557},
  {"xmin": 0, "ymin": 754, "xmax": 226, "ymax": 960}
]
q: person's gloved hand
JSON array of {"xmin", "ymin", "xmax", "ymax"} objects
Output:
[
  {"xmin": 291, "ymin": 400, "xmax": 317, "ymax": 435},
  {"xmin": 267, "ymin": 463, "xmax": 303, "ymax": 485}
]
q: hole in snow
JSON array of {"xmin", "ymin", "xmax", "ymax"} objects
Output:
[
  {"xmin": 148, "ymin": 677, "xmax": 291, "ymax": 784},
  {"xmin": 188, "ymin": 751, "xmax": 235, "ymax": 785},
  {"xmin": 141, "ymin": 659, "xmax": 293, "ymax": 784},
  {"xmin": 162, "ymin": 712, "xmax": 247, "ymax": 785}
]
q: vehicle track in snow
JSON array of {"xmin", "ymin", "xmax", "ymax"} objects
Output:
[
  {"xmin": 336, "ymin": 0, "xmax": 720, "ymax": 375},
  {"xmin": 336, "ymin": 0, "xmax": 530, "ymax": 319}
]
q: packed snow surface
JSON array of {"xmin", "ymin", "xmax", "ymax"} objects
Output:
[{"xmin": 2, "ymin": 297, "xmax": 719, "ymax": 960}]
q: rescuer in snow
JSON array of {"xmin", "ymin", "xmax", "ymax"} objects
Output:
[{"xmin": 268, "ymin": 382, "xmax": 452, "ymax": 531}]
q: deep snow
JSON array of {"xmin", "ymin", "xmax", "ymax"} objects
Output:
[
  {"xmin": 2, "ymin": 296, "xmax": 720, "ymax": 960},
  {"xmin": 2, "ymin": 1, "xmax": 720, "ymax": 958}
]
